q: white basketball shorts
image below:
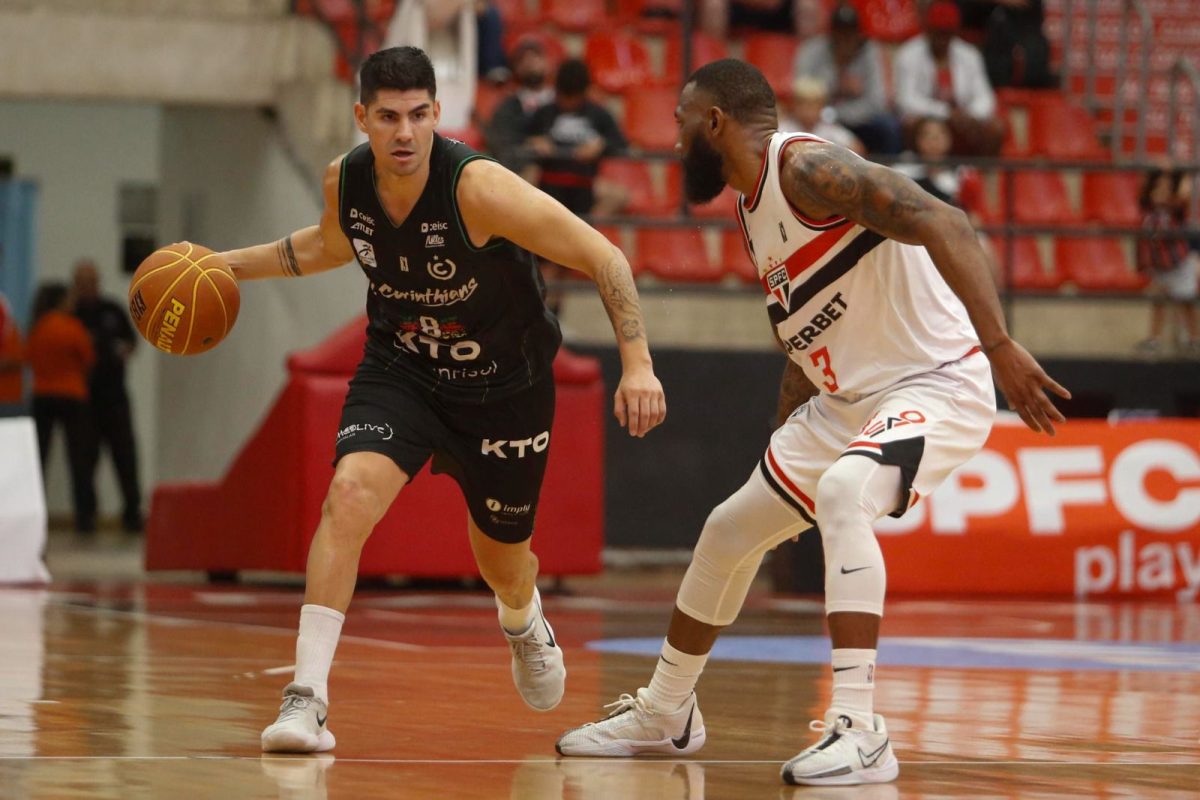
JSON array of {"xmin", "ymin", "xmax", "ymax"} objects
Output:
[{"xmin": 759, "ymin": 349, "xmax": 996, "ymax": 525}]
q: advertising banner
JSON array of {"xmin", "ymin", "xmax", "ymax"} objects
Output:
[{"xmin": 875, "ymin": 419, "xmax": 1200, "ymax": 599}]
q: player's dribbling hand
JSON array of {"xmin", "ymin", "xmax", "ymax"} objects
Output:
[
  {"xmin": 987, "ymin": 338, "xmax": 1072, "ymax": 436},
  {"xmin": 614, "ymin": 365, "xmax": 666, "ymax": 438}
]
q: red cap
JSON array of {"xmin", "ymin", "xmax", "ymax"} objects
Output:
[{"xmin": 926, "ymin": 1, "xmax": 961, "ymax": 31}]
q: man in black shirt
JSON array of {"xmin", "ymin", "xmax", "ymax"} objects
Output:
[
  {"xmin": 486, "ymin": 38, "xmax": 554, "ymax": 174},
  {"xmin": 217, "ymin": 46, "xmax": 666, "ymax": 754},
  {"xmin": 72, "ymin": 259, "xmax": 142, "ymax": 532},
  {"xmin": 527, "ymin": 59, "xmax": 629, "ymax": 216}
]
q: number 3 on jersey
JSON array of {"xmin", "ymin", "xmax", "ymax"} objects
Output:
[{"xmin": 810, "ymin": 346, "xmax": 839, "ymax": 392}]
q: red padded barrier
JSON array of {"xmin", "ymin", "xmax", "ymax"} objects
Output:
[{"xmin": 147, "ymin": 316, "xmax": 605, "ymax": 577}]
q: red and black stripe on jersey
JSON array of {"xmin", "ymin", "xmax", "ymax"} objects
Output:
[{"xmin": 762, "ymin": 228, "xmax": 885, "ymax": 326}]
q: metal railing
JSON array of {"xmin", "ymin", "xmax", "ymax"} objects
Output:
[{"xmin": 1062, "ymin": 0, "xmax": 1152, "ymax": 159}]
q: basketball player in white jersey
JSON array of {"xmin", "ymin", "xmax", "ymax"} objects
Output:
[{"xmin": 556, "ymin": 59, "xmax": 1070, "ymax": 785}]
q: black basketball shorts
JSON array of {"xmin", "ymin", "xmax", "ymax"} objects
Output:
[{"xmin": 333, "ymin": 356, "xmax": 556, "ymax": 543}]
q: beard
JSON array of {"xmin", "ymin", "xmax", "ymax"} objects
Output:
[{"xmin": 682, "ymin": 136, "xmax": 727, "ymax": 204}]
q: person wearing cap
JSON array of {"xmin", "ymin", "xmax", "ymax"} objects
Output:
[
  {"xmin": 486, "ymin": 38, "xmax": 555, "ymax": 174},
  {"xmin": 893, "ymin": 0, "xmax": 1004, "ymax": 156},
  {"xmin": 793, "ymin": 3, "xmax": 902, "ymax": 154}
]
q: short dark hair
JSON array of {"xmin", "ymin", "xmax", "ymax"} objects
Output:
[
  {"xmin": 32, "ymin": 281, "xmax": 68, "ymax": 323},
  {"xmin": 686, "ymin": 59, "xmax": 776, "ymax": 124},
  {"xmin": 555, "ymin": 58, "xmax": 591, "ymax": 97},
  {"xmin": 359, "ymin": 46, "xmax": 436, "ymax": 106}
]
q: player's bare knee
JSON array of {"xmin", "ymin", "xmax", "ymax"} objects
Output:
[
  {"xmin": 322, "ymin": 475, "xmax": 386, "ymax": 539},
  {"xmin": 480, "ymin": 556, "xmax": 535, "ymax": 599}
]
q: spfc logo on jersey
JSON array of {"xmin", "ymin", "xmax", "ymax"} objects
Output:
[
  {"xmin": 766, "ymin": 264, "xmax": 789, "ymax": 306},
  {"xmin": 353, "ymin": 238, "xmax": 377, "ymax": 268}
]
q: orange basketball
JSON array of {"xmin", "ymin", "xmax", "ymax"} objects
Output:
[{"xmin": 127, "ymin": 242, "xmax": 240, "ymax": 356}]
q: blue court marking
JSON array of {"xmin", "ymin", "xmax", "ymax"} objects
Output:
[{"xmin": 586, "ymin": 636, "xmax": 1200, "ymax": 673}]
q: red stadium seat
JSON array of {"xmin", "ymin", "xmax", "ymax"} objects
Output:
[
  {"xmin": 637, "ymin": 227, "xmax": 722, "ymax": 282},
  {"xmin": 585, "ymin": 31, "xmax": 655, "ymax": 95},
  {"xmin": 993, "ymin": 171, "xmax": 1081, "ymax": 225},
  {"xmin": 597, "ymin": 159, "xmax": 676, "ymax": 218},
  {"xmin": 1056, "ymin": 237, "xmax": 1148, "ymax": 292},
  {"xmin": 743, "ymin": 33, "xmax": 798, "ymax": 97},
  {"xmin": 473, "ymin": 82, "xmax": 508, "ymax": 127},
  {"xmin": 542, "ymin": 0, "xmax": 607, "ymax": 31},
  {"xmin": 616, "ymin": 0, "xmax": 682, "ymax": 33},
  {"xmin": 661, "ymin": 161, "xmax": 683, "ymax": 211},
  {"xmin": 624, "ymin": 87, "xmax": 681, "ymax": 151},
  {"xmin": 502, "ymin": 28, "xmax": 567, "ymax": 69},
  {"xmin": 1082, "ymin": 171, "xmax": 1142, "ymax": 227},
  {"xmin": 857, "ymin": 0, "xmax": 921, "ymax": 43},
  {"xmin": 663, "ymin": 33, "xmax": 729, "ymax": 83},
  {"xmin": 997, "ymin": 237, "xmax": 1064, "ymax": 291},
  {"xmin": 492, "ymin": 0, "xmax": 539, "ymax": 25},
  {"xmin": 722, "ymin": 229, "xmax": 759, "ymax": 284},
  {"xmin": 1027, "ymin": 98, "xmax": 1108, "ymax": 160},
  {"xmin": 688, "ymin": 186, "xmax": 739, "ymax": 219}
]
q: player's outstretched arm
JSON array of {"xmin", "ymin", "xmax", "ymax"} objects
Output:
[
  {"xmin": 456, "ymin": 158, "xmax": 666, "ymax": 437},
  {"xmin": 221, "ymin": 158, "xmax": 356, "ymax": 281},
  {"xmin": 779, "ymin": 141, "xmax": 1071, "ymax": 435}
]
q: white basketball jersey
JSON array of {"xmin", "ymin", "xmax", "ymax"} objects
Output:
[{"xmin": 736, "ymin": 131, "xmax": 980, "ymax": 397}]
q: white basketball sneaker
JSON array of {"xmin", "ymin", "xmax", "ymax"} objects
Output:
[
  {"xmin": 780, "ymin": 713, "xmax": 899, "ymax": 786},
  {"xmin": 261, "ymin": 683, "xmax": 336, "ymax": 753},
  {"xmin": 555, "ymin": 689, "xmax": 706, "ymax": 757},
  {"xmin": 504, "ymin": 596, "xmax": 566, "ymax": 711}
]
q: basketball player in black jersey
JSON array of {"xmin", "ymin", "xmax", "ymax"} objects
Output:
[{"xmin": 217, "ymin": 47, "xmax": 666, "ymax": 753}]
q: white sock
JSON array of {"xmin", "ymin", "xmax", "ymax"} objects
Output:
[
  {"xmin": 645, "ymin": 639, "xmax": 709, "ymax": 713},
  {"xmin": 497, "ymin": 587, "xmax": 538, "ymax": 634},
  {"xmin": 294, "ymin": 604, "xmax": 345, "ymax": 704},
  {"xmin": 830, "ymin": 647, "xmax": 876, "ymax": 729}
]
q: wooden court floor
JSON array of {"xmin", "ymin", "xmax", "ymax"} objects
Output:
[{"xmin": 0, "ymin": 583, "xmax": 1197, "ymax": 799}]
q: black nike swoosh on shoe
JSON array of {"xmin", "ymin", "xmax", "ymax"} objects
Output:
[
  {"xmin": 535, "ymin": 597, "xmax": 556, "ymax": 648},
  {"xmin": 858, "ymin": 737, "xmax": 889, "ymax": 768},
  {"xmin": 671, "ymin": 704, "xmax": 695, "ymax": 749},
  {"xmin": 316, "ymin": 714, "xmax": 327, "ymax": 728},
  {"xmin": 832, "ymin": 665, "xmax": 857, "ymax": 672},
  {"xmin": 840, "ymin": 565, "xmax": 872, "ymax": 574}
]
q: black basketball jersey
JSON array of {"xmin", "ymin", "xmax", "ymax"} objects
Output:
[{"xmin": 338, "ymin": 134, "xmax": 561, "ymax": 403}]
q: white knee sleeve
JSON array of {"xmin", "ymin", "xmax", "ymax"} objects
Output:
[
  {"xmin": 816, "ymin": 456, "xmax": 901, "ymax": 617},
  {"xmin": 676, "ymin": 469, "xmax": 811, "ymax": 626}
]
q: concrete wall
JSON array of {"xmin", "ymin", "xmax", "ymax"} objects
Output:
[
  {"xmin": 0, "ymin": 98, "xmax": 162, "ymax": 516},
  {"xmin": 154, "ymin": 106, "xmax": 362, "ymax": 483}
]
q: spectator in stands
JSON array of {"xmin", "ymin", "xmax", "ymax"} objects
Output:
[
  {"xmin": 781, "ymin": 78, "xmax": 865, "ymax": 155},
  {"xmin": 792, "ymin": 3, "xmax": 903, "ymax": 154},
  {"xmin": 700, "ymin": 0, "xmax": 822, "ymax": 40},
  {"xmin": 73, "ymin": 260, "xmax": 143, "ymax": 533},
  {"xmin": 896, "ymin": 117, "xmax": 996, "ymax": 283},
  {"xmin": 957, "ymin": 0, "xmax": 1055, "ymax": 88},
  {"xmin": 526, "ymin": 59, "xmax": 629, "ymax": 216},
  {"xmin": 894, "ymin": 0, "xmax": 1005, "ymax": 156},
  {"xmin": 1135, "ymin": 169, "xmax": 1199, "ymax": 356},
  {"xmin": 0, "ymin": 291, "xmax": 24, "ymax": 416},
  {"xmin": 26, "ymin": 281, "xmax": 95, "ymax": 533},
  {"xmin": 486, "ymin": 38, "xmax": 555, "ymax": 175}
]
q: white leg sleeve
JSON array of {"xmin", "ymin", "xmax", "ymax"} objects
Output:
[
  {"xmin": 816, "ymin": 455, "xmax": 903, "ymax": 617},
  {"xmin": 676, "ymin": 468, "xmax": 812, "ymax": 626}
]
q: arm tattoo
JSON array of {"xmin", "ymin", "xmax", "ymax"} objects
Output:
[
  {"xmin": 594, "ymin": 248, "xmax": 646, "ymax": 343},
  {"xmin": 777, "ymin": 359, "xmax": 818, "ymax": 428},
  {"xmin": 784, "ymin": 143, "xmax": 935, "ymax": 245},
  {"xmin": 276, "ymin": 235, "xmax": 302, "ymax": 277}
]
